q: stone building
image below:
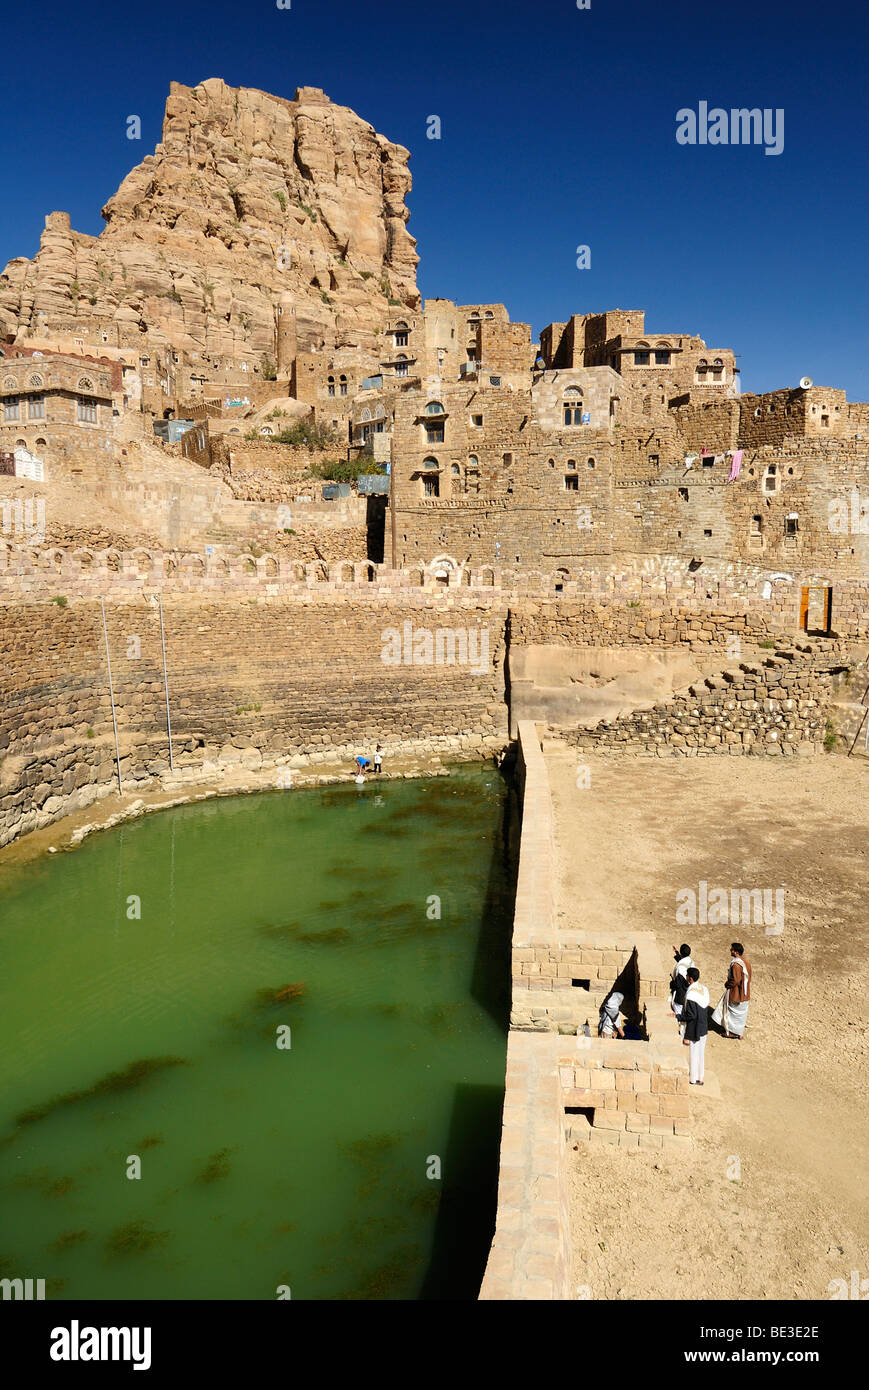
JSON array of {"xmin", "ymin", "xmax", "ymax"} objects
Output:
[
  {"xmin": 0, "ymin": 349, "xmax": 118, "ymax": 472},
  {"xmin": 386, "ymin": 306, "xmax": 868, "ymax": 580}
]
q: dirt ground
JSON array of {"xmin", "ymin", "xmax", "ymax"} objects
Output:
[{"xmin": 546, "ymin": 743, "xmax": 869, "ymax": 1301}]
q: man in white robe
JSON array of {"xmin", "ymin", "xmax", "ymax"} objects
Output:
[
  {"xmin": 682, "ymin": 968, "xmax": 710, "ymax": 1084},
  {"xmin": 712, "ymin": 942, "xmax": 751, "ymax": 1038}
]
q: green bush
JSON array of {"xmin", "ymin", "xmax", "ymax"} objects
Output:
[
  {"xmin": 265, "ymin": 420, "xmax": 340, "ymax": 448},
  {"xmin": 261, "ymin": 356, "xmax": 277, "ymax": 381}
]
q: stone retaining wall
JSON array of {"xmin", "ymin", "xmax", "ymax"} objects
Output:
[
  {"xmin": 479, "ymin": 722, "xmax": 688, "ymax": 1301},
  {"xmin": 562, "ymin": 644, "xmax": 847, "ymax": 757},
  {"xmin": 0, "ymin": 594, "xmax": 508, "ymax": 847}
]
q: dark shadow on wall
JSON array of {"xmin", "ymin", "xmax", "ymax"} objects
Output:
[
  {"xmin": 469, "ymin": 762, "xmax": 518, "ymax": 1032},
  {"xmin": 417, "ymin": 1080, "xmax": 505, "ymax": 1300},
  {"xmin": 366, "ymin": 495, "xmax": 386, "ymax": 563}
]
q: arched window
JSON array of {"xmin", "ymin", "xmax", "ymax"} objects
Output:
[
  {"xmin": 395, "ymin": 354, "xmax": 408, "ymax": 378},
  {"xmin": 327, "ymin": 375, "xmax": 335, "ymax": 397},
  {"xmin": 563, "ymin": 386, "xmax": 583, "ymax": 426},
  {"xmin": 587, "ymin": 457, "xmax": 596, "ymax": 469},
  {"xmin": 361, "ymin": 407, "xmax": 371, "ymax": 422},
  {"xmin": 566, "ymin": 458, "xmax": 576, "ymax": 469},
  {"xmin": 339, "ymin": 374, "xmax": 347, "ymax": 397},
  {"xmin": 712, "ymin": 356, "xmax": 724, "ymax": 381},
  {"xmin": 78, "ymin": 377, "xmax": 94, "ymax": 392},
  {"xmin": 421, "ymin": 457, "xmax": 439, "ymax": 497},
  {"xmin": 485, "ymin": 310, "xmax": 494, "ymax": 319},
  {"xmin": 3, "ymin": 375, "xmax": 17, "ymax": 389},
  {"xmin": 424, "ymin": 406, "xmax": 445, "ymax": 443},
  {"xmin": 28, "ymin": 374, "xmax": 43, "ymax": 389},
  {"xmin": 451, "ymin": 463, "xmax": 460, "ymax": 476},
  {"xmin": 467, "ymin": 454, "xmax": 479, "ymax": 468},
  {"xmin": 394, "ymin": 321, "xmax": 409, "ymax": 347},
  {"xmin": 654, "ymin": 341, "xmax": 671, "ymax": 365}
]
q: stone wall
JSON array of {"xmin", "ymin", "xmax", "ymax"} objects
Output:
[
  {"xmin": 508, "ymin": 597, "xmax": 786, "ymax": 651},
  {"xmin": 0, "ymin": 593, "xmax": 509, "ymax": 846},
  {"xmin": 479, "ymin": 723, "xmax": 690, "ymax": 1301},
  {"xmin": 561, "ymin": 643, "xmax": 845, "ymax": 757}
]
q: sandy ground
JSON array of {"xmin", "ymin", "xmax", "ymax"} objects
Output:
[{"xmin": 546, "ymin": 744, "xmax": 869, "ymax": 1301}]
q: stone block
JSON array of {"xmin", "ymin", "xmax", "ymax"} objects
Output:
[
  {"xmin": 649, "ymin": 1115, "xmax": 675, "ymax": 1136},
  {"xmin": 651, "ymin": 1073, "xmax": 676, "ymax": 1095},
  {"xmin": 589, "ymin": 1070, "xmax": 616, "ymax": 1091},
  {"xmin": 638, "ymin": 1133, "xmax": 664, "ymax": 1150},
  {"xmin": 593, "ymin": 1110, "xmax": 626, "ymax": 1131}
]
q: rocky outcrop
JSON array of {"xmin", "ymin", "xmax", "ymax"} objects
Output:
[{"xmin": 0, "ymin": 79, "xmax": 419, "ymax": 361}]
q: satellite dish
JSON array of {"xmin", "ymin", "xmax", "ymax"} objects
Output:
[{"xmin": 799, "ymin": 376, "xmax": 813, "ymax": 389}]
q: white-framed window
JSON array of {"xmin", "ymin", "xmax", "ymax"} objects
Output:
[
  {"xmin": 4, "ymin": 397, "xmax": 20, "ymax": 421},
  {"xmin": 563, "ymin": 386, "xmax": 583, "ymax": 426},
  {"xmin": 78, "ymin": 397, "xmax": 97, "ymax": 423}
]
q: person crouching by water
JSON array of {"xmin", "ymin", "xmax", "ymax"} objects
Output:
[
  {"xmin": 682, "ymin": 967, "xmax": 709, "ymax": 1085},
  {"xmin": 670, "ymin": 943, "xmax": 693, "ymax": 1025},
  {"xmin": 712, "ymin": 942, "xmax": 751, "ymax": 1039},
  {"xmin": 598, "ymin": 991, "xmax": 625, "ymax": 1039}
]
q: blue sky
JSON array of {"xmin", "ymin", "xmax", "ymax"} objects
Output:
[{"xmin": 1, "ymin": 0, "xmax": 867, "ymax": 396}]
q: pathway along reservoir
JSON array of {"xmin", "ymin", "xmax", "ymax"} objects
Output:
[{"xmin": 0, "ymin": 766, "xmax": 516, "ymax": 1300}]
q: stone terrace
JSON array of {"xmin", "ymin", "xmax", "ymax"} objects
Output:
[{"xmin": 479, "ymin": 722, "xmax": 694, "ymax": 1300}]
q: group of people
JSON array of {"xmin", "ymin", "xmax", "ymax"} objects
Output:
[
  {"xmin": 354, "ymin": 746, "xmax": 383, "ymax": 782},
  {"xmin": 669, "ymin": 942, "xmax": 752, "ymax": 1085},
  {"xmin": 597, "ymin": 942, "xmax": 752, "ymax": 1088}
]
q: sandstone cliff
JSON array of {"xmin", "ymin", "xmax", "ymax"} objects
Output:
[{"xmin": 0, "ymin": 79, "xmax": 419, "ymax": 362}]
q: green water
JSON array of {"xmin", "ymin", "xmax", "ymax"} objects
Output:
[{"xmin": 0, "ymin": 766, "xmax": 516, "ymax": 1300}]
